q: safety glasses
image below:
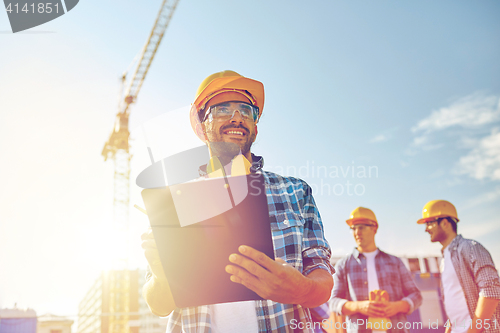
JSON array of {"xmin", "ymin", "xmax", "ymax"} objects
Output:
[
  {"xmin": 350, "ymin": 224, "xmax": 374, "ymax": 231},
  {"xmin": 424, "ymin": 219, "xmax": 440, "ymax": 227},
  {"xmin": 203, "ymin": 102, "xmax": 259, "ymax": 123}
]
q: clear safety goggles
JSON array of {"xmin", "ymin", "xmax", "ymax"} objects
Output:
[
  {"xmin": 423, "ymin": 217, "xmax": 457, "ymax": 226},
  {"xmin": 202, "ymin": 102, "xmax": 259, "ymax": 123},
  {"xmin": 349, "ymin": 224, "xmax": 375, "ymax": 231}
]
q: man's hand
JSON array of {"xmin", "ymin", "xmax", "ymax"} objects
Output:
[
  {"xmin": 225, "ymin": 245, "xmax": 332, "ymax": 307},
  {"xmin": 141, "ymin": 228, "xmax": 166, "ymax": 280},
  {"xmin": 466, "ymin": 296, "xmax": 500, "ymax": 333},
  {"xmin": 140, "ymin": 228, "xmax": 176, "ymax": 316},
  {"xmin": 352, "ymin": 301, "xmax": 386, "ymax": 317},
  {"xmin": 380, "ymin": 301, "xmax": 409, "ymax": 317}
]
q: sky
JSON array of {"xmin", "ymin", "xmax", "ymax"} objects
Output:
[{"xmin": 1, "ymin": 0, "xmax": 499, "ymax": 328}]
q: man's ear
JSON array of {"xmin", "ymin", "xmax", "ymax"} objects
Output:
[
  {"xmin": 440, "ymin": 218, "xmax": 451, "ymax": 231},
  {"xmin": 253, "ymin": 125, "xmax": 258, "ymax": 141}
]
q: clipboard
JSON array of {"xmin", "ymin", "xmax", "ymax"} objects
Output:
[{"xmin": 141, "ymin": 173, "xmax": 274, "ymax": 308}]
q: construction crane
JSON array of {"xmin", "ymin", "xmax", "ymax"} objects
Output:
[
  {"xmin": 101, "ymin": 0, "xmax": 180, "ymax": 235},
  {"xmin": 101, "ymin": 1, "xmax": 179, "ymax": 332}
]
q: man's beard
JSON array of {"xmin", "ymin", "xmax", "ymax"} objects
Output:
[{"xmin": 207, "ymin": 124, "xmax": 255, "ymax": 160}]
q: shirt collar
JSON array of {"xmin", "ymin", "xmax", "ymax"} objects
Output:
[
  {"xmin": 443, "ymin": 234, "xmax": 462, "ymax": 253},
  {"xmin": 352, "ymin": 247, "xmax": 383, "ymax": 259},
  {"xmin": 198, "ymin": 153, "xmax": 264, "ymax": 176}
]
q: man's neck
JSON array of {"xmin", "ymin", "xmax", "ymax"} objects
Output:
[
  {"xmin": 440, "ymin": 233, "xmax": 457, "ymax": 251},
  {"xmin": 358, "ymin": 243, "xmax": 377, "ymax": 253},
  {"xmin": 217, "ymin": 151, "xmax": 252, "ymax": 167}
]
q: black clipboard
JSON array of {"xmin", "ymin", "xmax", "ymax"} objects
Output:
[{"xmin": 141, "ymin": 173, "xmax": 274, "ymax": 308}]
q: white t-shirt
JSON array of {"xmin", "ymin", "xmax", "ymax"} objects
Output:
[
  {"xmin": 363, "ymin": 249, "xmax": 386, "ymax": 333},
  {"xmin": 211, "ymin": 300, "xmax": 259, "ymax": 333},
  {"xmin": 441, "ymin": 246, "xmax": 472, "ymax": 333}
]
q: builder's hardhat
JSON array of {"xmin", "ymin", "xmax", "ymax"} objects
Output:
[
  {"xmin": 346, "ymin": 207, "xmax": 378, "ymax": 227},
  {"xmin": 189, "ymin": 70, "xmax": 265, "ymax": 141},
  {"xmin": 417, "ymin": 200, "xmax": 459, "ymax": 224}
]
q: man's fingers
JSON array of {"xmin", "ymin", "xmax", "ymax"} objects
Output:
[
  {"xmin": 226, "ymin": 265, "xmax": 264, "ymax": 289},
  {"xmin": 144, "ymin": 249, "xmax": 160, "ymax": 264},
  {"xmin": 141, "ymin": 239, "xmax": 157, "ymax": 250},
  {"xmin": 368, "ymin": 310, "xmax": 386, "ymax": 317},
  {"xmin": 275, "ymin": 258, "xmax": 288, "ymax": 265},
  {"xmin": 370, "ymin": 301, "xmax": 385, "ymax": 308},
  {"xmin": 226, "ymin": 266, "xmax": 275, "ymax": 299},
  {"xmin": 237, "ymin": 245, "xmax": 281, "ymax": 274},
  {"xmin": 141, "ymin": 229, "xmax": 154, "ymax": 241},
  {"xmin": 367, "ymin": 304, "xmax": 386, "ymax": 317},
  {"xmin": 228, "ymin": 252, "xmax": 275, "ymax": 280}
]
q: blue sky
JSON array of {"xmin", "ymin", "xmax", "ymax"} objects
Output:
[{"xmin": 1, "ymin": 0, "xmax": 499, "ymax": 324}]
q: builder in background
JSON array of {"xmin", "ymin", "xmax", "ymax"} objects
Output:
[
  {"xmin": 418, "ymin": 200, "xmax": 500, "ymax": 333},
  {"xmin": 330, "ymin": 207, "xmax": 422, "ymax": 333},
  {"xmin": 141, "ymin": 70, "xmax": 334, "ymax": 332}
]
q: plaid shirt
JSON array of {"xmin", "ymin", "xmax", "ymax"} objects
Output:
[
  {"xmin": 329, "ymin": 248, "xmax": 422, "ymax": 333},
  {"xmin": 309, "ymin": 303, "xmax": 330, "ymax": 333},
  {"xmin": 444, "ymin": 235, "xmax": 500, "ymax": 333},
  {"xmin": 158, "ymin": 155, "xmax": 334, "ymax": 333}
]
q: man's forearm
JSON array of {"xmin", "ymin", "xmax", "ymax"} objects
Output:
[
  {"xmin": 300, "ymin": 269, "xmax": 333, "ymax": 308},
  {"xmin": 341, "ymin": 301, "xmax": 359, "ymax": 315},
  {"xmin": 467, "ymin": 296, "xmax": 500, "ymax": 333},
  {"xmin": 395, "ymin": 300, "xmax": 410, "ymax": 314},
  {"xmin": 142, "ymin": 274, "xmax": 176, "ymax": 317}
]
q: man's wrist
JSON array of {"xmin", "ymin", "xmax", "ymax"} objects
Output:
[
  {"xmin": 341, "ymin": 301, "xmax": 359, "ymax": 316},
  {"xmin": 396, "ymin": 300, "xmax": 410, "ymax": 314},
  {"xmin": 298, "ymin": 276, "xmax": 314, "ymax": 305}
]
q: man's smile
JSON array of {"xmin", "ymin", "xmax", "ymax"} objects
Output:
[
  {"xmin": 223, "ymin": 129, "xmax": 246, "ymax": 136},
  {"xmin": 220, "ymin": 125, "xmax": 249, "ymax": 139}
]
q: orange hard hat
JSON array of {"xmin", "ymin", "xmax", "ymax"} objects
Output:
[
  {"xmin": 189, "ymin": 70, "xmax": 265, "ymax": 141},
  {"xmin": 417, "ymin": 200, "xmax": 459, "ymax": 224},
  {"xmin": 346, "ymin": 207, "xmax": 378, "ymax": 227}
]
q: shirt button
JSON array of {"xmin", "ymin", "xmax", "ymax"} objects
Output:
[
  {"xmin": 364, "ymin": 281, "xmax": 367, "ymax": 285},
  {"xmin": 364, "ymin": 268, "xmax": 367, "ymax": 272},
  {"xmin": 283, "ymin": 220, "xmax": 289, "ymax": 225}
]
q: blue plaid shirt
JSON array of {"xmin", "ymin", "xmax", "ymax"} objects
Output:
[
  {"xmin": 329, "ymin": 248, "xmax": 422, "ymax": 333},
  {"xmin": 160, "ymin": 155, "xmax": 334, "ymax": 333}
]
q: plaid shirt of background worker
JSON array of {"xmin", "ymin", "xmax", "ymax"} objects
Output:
[
  {"xmin": 444, "ymin": 235, "xmax": 500, "ymax": 333},
  {"xmin": 329, "ymin": 248, "xmax": 422, "ymax": 333},
  {"xmin": 148, "ymin": 155, "xmax": 335, "ymax": 333}
]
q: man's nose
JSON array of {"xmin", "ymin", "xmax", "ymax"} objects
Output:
[{"xmin": 230, "ymin": 110, "xmax": 244, "ymax": 122}]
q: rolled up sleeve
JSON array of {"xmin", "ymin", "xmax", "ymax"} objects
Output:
[
  {"xmin": 397, "ymin": 258, "xmax": 422, "ymax": 314},
  {"xmin": 329, "ymin": 259, "xmax": 349, "ymax": 315},
  {"xmin": 470, "ymin": 242, "xmax": 500, "ymax": 300}
]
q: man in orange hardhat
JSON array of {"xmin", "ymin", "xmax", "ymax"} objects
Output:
[
  {"xmin": 330, "ymin": 207, "xmax": 422, "ymax": 332},
  {"xmin": 141, "ymin": 70, "xmax": 334, "ymax": 332},
  {"xmin": 418, "ymin": 200, "xmax": 500, "ymax": 333}
]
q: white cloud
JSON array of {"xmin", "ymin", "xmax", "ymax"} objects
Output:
[
  {"xmin": 459, "ymin": 219, "xmax": 500, "ymax": 239},
  {"xmin": 399, "ymin": 160, "xmax": 410, "ymax": 167},
  {"xmin": 408, "ymin": 93, "xmax": 500, "ymax": 182},
  {"xmin": 461, "ymin": 187, "xmax": 500, "ymax": 210},
  {"xmin": 411, "ymin": 135, "xmax": 444, "ymax": 150},
  {"xmin": 370, "ymin": 134, "xmax": 389, "ymax": 143},
  {"xmin": 412, "ymin": 93, "xmax": 500, "ymax": 133},
  {"xmin": 455, "ymin": 129, "xmax": 500, "ymax": 181}
]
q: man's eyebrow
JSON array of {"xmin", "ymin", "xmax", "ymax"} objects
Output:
[{"xmin": 215, "ymin": 102, "xmax": 231, "ymax": 107}]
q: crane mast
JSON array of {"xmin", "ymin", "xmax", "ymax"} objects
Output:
[
  {"xmin": 101, "ymin": 0, "xmax": 179, "ymax": 257},
  {"xmin": 100, "ymin": 2, "xmax": 179, "ymax": 332}
]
